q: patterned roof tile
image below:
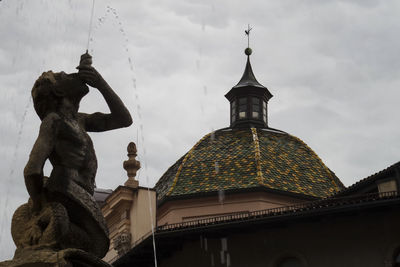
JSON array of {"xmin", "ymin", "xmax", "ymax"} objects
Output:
[{"xmin": 155, "ymin": 128, "xmax": 344, "ymax": 201}]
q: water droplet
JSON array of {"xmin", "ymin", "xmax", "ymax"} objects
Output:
[
  {"xmin": 210, "ymin": 253, "xmax": 215, "ymax": 266},
  {"xmin": 204, "ymin": 237, "xmax": 208, "ymax": 251},
  {"xmin": 227, "ymin": 253, "xmax": 231, "ymax": 267},
  {"xmin": 221, "ymin": 237, "xmax": 227, "ymax": 251},
  {"xmin": 203, "ymin": 86, "xmax": 208, "ymax": 95},
  {"xmin": 218, "ymin": 189, "xmax": 225, "ymax": 203},
  {"xmin": 215, "ymin": 161, "xmax": 219, "ymax": 174},
  {"xmin": 220, "ymin": 251, "xmax": 225, "ymax": 264}
]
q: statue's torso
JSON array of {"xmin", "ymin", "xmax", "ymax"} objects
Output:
[{"xmin": 49, "ymin": 114, "xmax": 97, "ymax": 195}]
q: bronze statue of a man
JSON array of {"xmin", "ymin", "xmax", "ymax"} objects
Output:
[{"xmin": 6, "ymin": 53, "xmax": 132, "ymax": 266}]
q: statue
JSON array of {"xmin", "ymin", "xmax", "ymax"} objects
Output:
[{"xmin": 0, "ymin": 53, "xmax": 132, "ymax": 267}]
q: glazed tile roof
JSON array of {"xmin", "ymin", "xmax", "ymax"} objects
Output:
[{"xmin": 155, "ymin": 127, "xmax": 344, "ymax": 201}]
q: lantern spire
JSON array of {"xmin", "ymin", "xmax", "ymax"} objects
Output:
[{"xmin": 225, "ymin": 26, "xmax": 273, "ymax": 128}]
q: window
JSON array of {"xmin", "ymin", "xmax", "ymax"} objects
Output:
[
  {"xmin": 252, "ymin": 97, "xmax": 260, "ymax": 119},
  {"xmin": 277, "ymin": 257, "xmax": 303, "ymax": 267},
  {"xmin": 263, "ymin": 101, "xmax": 267, "ymax": 123},
  {"xmin": 239, "ymin": 97, "xmax": 247, "ymax": 119},
  {"xmin": 231, "ymin": 100, "xmax": 236, "ymax": 123},
  {"xmin": 377, "ymin": 179, "xmax": 397, "ymax": 193}
]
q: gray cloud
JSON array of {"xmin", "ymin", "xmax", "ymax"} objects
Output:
[{"xmin": 1, "ymin": 0, "xmax": 400, "ymax": 260}]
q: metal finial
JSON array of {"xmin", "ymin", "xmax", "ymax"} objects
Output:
[{"xmin": 244, "ymin": 24, "xmax": 253, "ymax": 56}]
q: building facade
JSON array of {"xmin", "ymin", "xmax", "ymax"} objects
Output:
[{"xmin": 97, "ymin": 45, "xmax": 400, "ymax": 267}]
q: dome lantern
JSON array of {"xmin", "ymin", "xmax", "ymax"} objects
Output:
[{"xmin": 225, "ymin": 26, "xmax": 273, "ymax": 128}]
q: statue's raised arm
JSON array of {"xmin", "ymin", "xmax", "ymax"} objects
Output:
[{"xmin": 77, "ymin": 53, "xmax": 132, "ymax": 132}]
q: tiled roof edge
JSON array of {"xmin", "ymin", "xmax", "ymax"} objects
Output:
[
  {"xmin": 157, "ymin": 186, "xmax": 319, "ymax": 207},
  {"xmin": 166, "ymin": 132, "xmax": 213, "ymax": 196},
  {"xmin": 289, "ymin": 134, "xmax": 344, "ymax": 191},
  {"xmin": 154, "ymin": 154, "xmax": 186, "ymax": 196},
  {"xmin": 334, "ymin": 161, "xmax": 400, "ymax": 196}
]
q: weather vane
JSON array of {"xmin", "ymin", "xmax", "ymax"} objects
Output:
[
  {"xmin": 244, "ymin": 24, "xmax": 253, "ymax": 56},
  {"xmin": 245, "ymin": 24, "xmax": 252, "ymax": 48}
]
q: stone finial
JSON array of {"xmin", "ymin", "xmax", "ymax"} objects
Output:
[{"xmin": 123, "ymin": 142, "xmax": 140, "ymax": 188}]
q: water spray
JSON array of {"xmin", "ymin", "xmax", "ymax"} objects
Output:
[{"xmin": 86, "ymin": 0, "xmax": 95, "ymax": 53}]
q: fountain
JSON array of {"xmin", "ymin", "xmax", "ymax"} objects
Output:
[{"xmin": 0, "ymin": 52, "xmax": 132, "ymax": 267}]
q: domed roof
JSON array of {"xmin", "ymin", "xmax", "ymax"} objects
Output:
[{"xmin": 155, "ymin": 127, "xmax": 344, "ymax": 201}]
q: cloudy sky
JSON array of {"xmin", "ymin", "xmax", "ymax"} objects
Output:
[{"xmin": 1, "ymin": 0, "xmax": 400, "ymax": 260}]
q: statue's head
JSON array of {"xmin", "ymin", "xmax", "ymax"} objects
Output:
[{"xmin": 32, "ymin": 71, "xmax": 89, "ymax": 120}]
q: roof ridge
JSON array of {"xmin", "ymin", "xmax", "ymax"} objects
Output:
[
  {"xmin": 333, "ymin": 161, "xmax": 400, "ymax": 196},
  {"xmin": 251, "ymin": 128, "xmax": 264, "ymax": 184},
  {"xmin": 288, "ymin": 134, "xmax": 343, "ymax": 193},
  {"xmin": 166, "ymin": 132, "xmax": 213, "ymax": 196}
]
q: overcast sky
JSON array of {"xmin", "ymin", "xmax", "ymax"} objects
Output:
[{"xmin": 1, "ymin": 0, "xmax": 400, "ymax": 260}]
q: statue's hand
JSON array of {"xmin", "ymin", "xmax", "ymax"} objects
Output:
[
  {"xmin": 25, "ymin": 223, "xmax": 42, "ymax": 246},
  {"xmin": 78, "ymin": 66, "xmax": 104, "ymax": 88}
]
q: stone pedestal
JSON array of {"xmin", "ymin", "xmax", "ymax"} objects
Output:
[{"xmin": 0, "ymin": 248, "xmax": 112, "ymax": 267}]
